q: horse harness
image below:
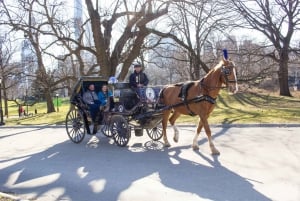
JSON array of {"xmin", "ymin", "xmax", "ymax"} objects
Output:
[
  {"xmin": 161, "ymin": 64, "xmax": 236, "ymax": 116},
  {"xmin": 176, "ymin": 81, "xmax": 216, "ymax": 116},
  {"xmin": 221, "ymin": 64, "xmax": 237, "ymax": 85}
]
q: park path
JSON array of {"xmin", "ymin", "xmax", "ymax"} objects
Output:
[{"xmin": 0, "ymin": 125, "xmax": 300, "ymax": 201}]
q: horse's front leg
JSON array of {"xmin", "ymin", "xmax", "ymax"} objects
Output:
[
  {"xmin": 192, "ymin": 118, "xmax": 203, "ymax": 150},
  {"xmin": 169, "ymin": 111, "xmax": 181, "ymax": 143},
  {"xmin": 202, "ymin": 118, "xmax": 220, "ymax": 155}
]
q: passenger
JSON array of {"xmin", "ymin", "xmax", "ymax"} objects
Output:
[
  {"xmin": 82, "ymin": 83, "xmax": 101, "ymax": 133},
  {"xmin": 129, "ymin": 63, "xmax": 149, "ymax": 101},
  {"xmin": 98, "ymin": 84, "xmax": 115, "ymax": 111}
]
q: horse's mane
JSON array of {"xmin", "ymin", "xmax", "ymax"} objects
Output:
[{"xmin": 204, "ymin": 60, "xmax": 225, "ymax": 79}]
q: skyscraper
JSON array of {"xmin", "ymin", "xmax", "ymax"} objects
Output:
[{"xmin": 74, "ymin": 0, "xmax": 82, "ymax": 39}]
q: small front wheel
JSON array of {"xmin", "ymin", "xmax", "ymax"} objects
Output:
[
  {"xmin": 110, "ymin": 115, "xmax": 131, "ymax": 147},
  {"xmin": 146, "ymin": 122, "xmax": 163, "ymax": 141},
  {"xmin": 65, "ymin": 108, "xmax": 86, "ymax": 143}
]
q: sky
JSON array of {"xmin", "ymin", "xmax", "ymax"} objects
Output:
[{"xmin": 3, "ymin": 0, "xmax": 299, "ymax": 67}]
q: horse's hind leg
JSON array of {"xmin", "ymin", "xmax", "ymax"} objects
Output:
[
  {"xmin": 192, "ymin": 118, "xmax": 203, "ymax": 150},
  {"xmin": 162, "ymin": 110, "xmax": 172, "ymax": 147},
  {"xmin": 169, "ymin": 111, "xmax": 181, "ymax": 143}
]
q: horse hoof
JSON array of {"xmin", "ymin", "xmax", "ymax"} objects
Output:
[
  {"xmin": 211, "ymin": 149, "xmax": 220, "ymax": 155},
  {"xmin": 173, "ymin": 137, "xmax": 178, "ymax": 143},
  {"xmin": 164, "ymin": 143, "xmax": 171, "ymax": 147},
  {"xmin": 192, "ymin": 145, "xmax": 199, "ymax": 150}
]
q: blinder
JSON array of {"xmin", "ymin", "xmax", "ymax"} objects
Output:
[
  {"xmin": 221, "ymin": 65, "xmax": 231, "ymax": 76},
  {"xmin": 221, "ymin": 65, "xmax": 237, "ymax": 84}
]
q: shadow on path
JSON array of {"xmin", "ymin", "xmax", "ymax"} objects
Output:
[{"xmin": 0, "ymin": 127, "xmax": 271, "ymax": 201}]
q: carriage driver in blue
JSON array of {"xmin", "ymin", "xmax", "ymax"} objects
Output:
[{"xmin": 129, "ymin": 63, "xmax": 149, "ymax": 101}]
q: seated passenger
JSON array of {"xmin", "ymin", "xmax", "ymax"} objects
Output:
[
  {"xmin": 82, "ymin": 83, "xmax": 101, "ymax": 133},
  {"xmin": 129, "ymin": 63, "xmax": 149, "ymax": 101},
  {"xmin": 98, "ymin": 84, "xmax": 115, "ymax": 111}
]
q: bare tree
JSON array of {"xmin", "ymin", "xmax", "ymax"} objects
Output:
[
  {"xmin": 0, "ymin": 0, "xmax": 78, "ymax": 113},
  {"xmin": 225, "ymin": 0, "xmax": 300, "ymax": 96},
  {"xmin": 150, "ymin": 0, "xmax": 233, "ymax": 80},
  {"xmin": 237, "ymin": 41, "xmax": 277, "ymax": 88},
  {"xmin": 85, "ymin": 0, "xmax": 169, "ymax": 80},
  {"xmin": 0, "ymin": 33, "xmax": 25, "ymax": 116},
  {"xmin": 145, "ymin": 37, "xmax": 191, "ymax": 84}
]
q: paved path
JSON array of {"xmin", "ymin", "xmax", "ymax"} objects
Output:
[{"xmin": 0, "ymin": 125, "xmax": 300, "ymax": 201}]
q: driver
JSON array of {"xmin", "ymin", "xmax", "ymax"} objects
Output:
[
  {"xmin": 129, "ymin": 63, "xmax": 149, "ymax": 101},
  {"xmin": 129, "ymin": 63, "xmax": 149, "ymax": 88}
]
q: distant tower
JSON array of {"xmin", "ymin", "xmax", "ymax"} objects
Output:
[
  {"xmin": 21, "ymin": 38, "xmax": 36, "ymax": 94},
  {"xmin": 74, "ymin": 0, "xmax": 82, "ymax": 39},
  {"xmin": 0, "ymin": 36, "xmax": 3, "ymax": 67},
  {"xmin": 21, "ymin": 14, "xmax": 37, "ymax": 72},
  {"xmin": 20, "ymin": 15, "xmax": 38, "ymax": 96}
]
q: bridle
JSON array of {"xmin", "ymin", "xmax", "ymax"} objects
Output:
[
  {"xmin": 199, "ymin": 64, "xmax": 237, "ymax": 92},
  {"xmin": 221, "ymin": 64, "xmax": 238, "ymax": 86}
]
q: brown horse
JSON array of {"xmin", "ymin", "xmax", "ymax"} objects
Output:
[{"xmin": 160, "ymin": 57, "xmax": 238, "ymax": 155}]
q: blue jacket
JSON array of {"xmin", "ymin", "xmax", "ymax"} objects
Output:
[{"xmin": 98, "ymin": 91, "xmax": 113, "ymax": 106}]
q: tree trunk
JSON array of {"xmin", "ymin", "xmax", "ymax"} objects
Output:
[
  {"xmin": 85, "ymin": 0, "xmax": 110, "ymax": 79},
  {"xmin": 278, "ymin": 50, "xmax": 291, "ymax": 96},
  {"xmin": 1, "ymin": 81, "xmax": 8, "ymax": 117},
  {"xmin": 45, "ymin": 88, "xmax": 55, "ymax": 113},
  {"xmin": 31, "ymin": 32, "xmax": 56, "ymax": 113}
]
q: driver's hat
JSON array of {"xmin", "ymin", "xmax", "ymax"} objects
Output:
[{"xmin": 133, "ymin": 63, "xmax": 142, "ymax": 68}]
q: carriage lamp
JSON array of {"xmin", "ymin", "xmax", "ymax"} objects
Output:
[
  {"xmin": 55, "ymin": 93, "xmax": 59, "ymax": 112},
  {"xmin": 0, "ymin": 78, "xmax": 5, "ymax": 126},
  {"xmin": 145, "ymin": 87, "xmax": 155, "ymax": 102}
]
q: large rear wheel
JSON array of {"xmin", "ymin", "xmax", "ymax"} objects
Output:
[
  {"xmin": 65, "ymin": 108, "xmax": 86, "ymax": 143},
  {"xmin": 110, "ymin": 115, "xmax": 131, "ymax": 147}
]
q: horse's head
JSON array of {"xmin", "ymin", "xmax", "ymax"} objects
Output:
[{"xmin": 220, "ymin": 59, "xmax": 238, "ymax": 94}]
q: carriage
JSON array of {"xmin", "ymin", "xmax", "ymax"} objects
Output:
[
  {"xmin": 66, "ymin": 50, "xmax": 238, "ymax": 154},
  {"xmin": 65, "ymin": 76, "xmax": 164, "ymax": 147}
]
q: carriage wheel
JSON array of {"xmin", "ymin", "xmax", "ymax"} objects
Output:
[
  {"xmin": 101, "ymin": 114, "xmax": 113, "ymax": 137},
  {"xmin": 110, "ymin": 115, "xmax": 131, "ymax": 147},
  {"xmin": 146, "ymin": 122, "xmax": 163, "ymax": 141},
  {"xmin": 65, "ymin": 108, "xmax": 86, "ymax": 143},
  {"xmin": 101, "ymin": 123, "xmax": 112, "ymax": 137}
]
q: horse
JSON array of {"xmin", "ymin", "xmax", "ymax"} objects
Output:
[{"xmin": 159, "ymin": 53, "xmax": 238, "ymax": 155}]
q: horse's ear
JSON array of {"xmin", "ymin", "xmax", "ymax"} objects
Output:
[{"xmin": 223, "ymin": 49, "xmax": 229, "ymax": 60}]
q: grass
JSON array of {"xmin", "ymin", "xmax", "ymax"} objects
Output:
[
  {"xmin": 179, "ymin": 90, "xmax": 300, "ymax": 125},
  {"xmin": 4, "ymin": 98, "xmax": 71, "ymax": 126},
  {"xmin": 3, "ymin": 89, "xmax": 300, "ymax": 126}
]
